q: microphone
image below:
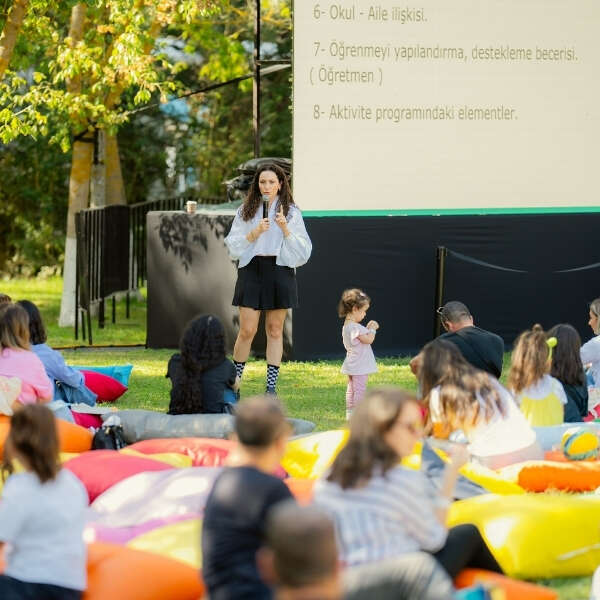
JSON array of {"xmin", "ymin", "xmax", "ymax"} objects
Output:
[{"xmin": 262, "ymin": 194, "xmax": 269, "ymax": 219}]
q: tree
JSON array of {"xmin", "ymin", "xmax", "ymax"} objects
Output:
[{"xmin": 0, "ymin": 0, "xmax": 220, "ymax": 324}]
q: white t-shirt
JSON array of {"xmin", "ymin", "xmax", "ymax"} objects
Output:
[
  {"xmin": 430, "ymin": 379, "xmax": 537, "ymax": 458},
  {"xmin": 341, "ymin": 321, "xmax": 377, "ymax": 376},
  {"xmin": 0, "ymin": 469, "xmax": 87, "ymax": 590},
  {"xmin": 581, "ymin": 335, "xmax": 600, "ymax": 386}
]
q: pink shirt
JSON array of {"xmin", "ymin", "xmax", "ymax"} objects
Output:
[
  {"xmin": 341, "ymin": 322, "xmax": 377, "ymax": 376},
  {"xmin": 0, "ymin": 348, "xmax": 53, "ymax": 404}
]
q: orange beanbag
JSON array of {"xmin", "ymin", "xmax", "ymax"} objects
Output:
[
  {"xmin": 84, "ymin": 542, "xmax": 205, "ymax": 600},
  {"xmin": 127, "ymin": 438, "xmax": 234, "ymax": 466},
  {"xmin": 518, "ymin": 460, "xmax": 600, "ymax": 492},
  {"xmin": 455, "ymin": 569, "xmax": 557, "ymax": 600},
  {"xmin": 0, "ymin": 415, "xmax": 92, "ymax": 456},
  {"xmin": 64, "ymin": 450, "xmax": 172, "ymax": 502},
  {"xmin": 284, "ymin": 478, "xmax": 315, "ymax": 505}
]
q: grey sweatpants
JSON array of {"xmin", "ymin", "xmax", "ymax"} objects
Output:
[{"xmin": 343, "ymin": 552, "xmax": 455, "ymax": 600}]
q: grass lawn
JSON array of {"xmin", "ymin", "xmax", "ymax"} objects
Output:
[{"xmin": 0, "ymin": 277, "xmax": 593, "ymax": 598}]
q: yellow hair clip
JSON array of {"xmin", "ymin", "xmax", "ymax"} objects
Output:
[{"xmin": 546, "ymin": 336, "xmax": 557, "ymax": 360}]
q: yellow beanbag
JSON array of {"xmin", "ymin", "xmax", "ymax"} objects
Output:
[
  {"xmin": 127, "ymin": 518, "xmax": 202, "ymax": 569},
  {"xmin": 282, "ymin": 430, "xmax": 348, "ymax": 479},
  {"xmin": 448, "ymin": 493, "xmax": 600, "ymax": 577}
]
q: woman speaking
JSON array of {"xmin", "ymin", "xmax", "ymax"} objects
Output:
[{"xmin": 225, "ymin": 164, "xmax": 312, "ymax": 395}]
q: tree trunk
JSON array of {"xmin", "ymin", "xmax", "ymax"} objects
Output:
[
  {"xmin": 59, "ymin": 3, "xmax": 88, "ymax": 327},
  {"xmin": 90, "ymin": 128, "xmax": 106, "ymax": 208},
  {"xmin": 0, "ymin": 0, "xmax": 29, "ymax": 78},
  {"xmin": 59, "ymin": 139, "xmax": 93, "ymax": 326},
  {"xmin": 105, "ymin": 133, "xmax": 127, "ymax": 205}
]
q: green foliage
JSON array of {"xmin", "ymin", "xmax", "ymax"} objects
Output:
[
  {"xmin": 0, "ymin": 137, "xmax": 69, "ymax": 274},
  {"xmin": 0, "ymin": 0, "xmax": 220, "ymax": 148},
  {"xmin": 0, "ymin": 0, "xmax": 292, "ymax": 272}
]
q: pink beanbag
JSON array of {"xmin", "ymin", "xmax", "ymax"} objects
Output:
[
  {"xmin": 127, "ymin": 438, "xmax": 234, "ymax": 466},
  {"xmin": 81, "ymin": 370, "xmax": 128, "ymax": 403},
  {"xmin": 64, "ymin": 450, "xmax": 172, "ymax": 502}
]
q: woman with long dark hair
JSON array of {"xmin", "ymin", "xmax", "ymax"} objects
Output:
[
  {"xmin": 314, "ymin": 387, "xmax": 502, "ymax": 580},
  {"xmin": 548, "ymin": 323, "xmax": 588, "ymax": 421},
  {"xmin": 420, "ymin": 339, "xmax": 541, "ymax": 469},
  {"xmin": 167, "ymin": 314, "xmax": 237, "ymax": 414},
  {"xmin": 225, "ymin": 164, "xmax": 312, "ymax": 395}
]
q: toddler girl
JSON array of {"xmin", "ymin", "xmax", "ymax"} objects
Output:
[
  {"xmin": 338, "ymin": 289, "xmax": 379, "ymax": 419},
  {"xmin": 0, "ymin": 404, "xmax": 87, "ymax": 598},
  {"xmin": 508, "ymin": 324, "xmax": 567, "ymax": 426}
]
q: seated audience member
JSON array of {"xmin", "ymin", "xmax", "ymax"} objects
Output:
[
  {"xmin": 0, "ymin": 304, "xmax": 52, "ymax": 406},
  {"xmin": 166, "ymin": 314, "xmax": 238, "ymax": 414},
  {"xmin": 420, "ymin": 340, "xmax": 542, "ymax": 469},
  {"xmin": 581, "ymin": 297, "xmax": 600, "ymax": 386},
  {"xmin": 508, "ymin": 324, "xmax": 567, "ymax": 426},
  {"xmin": 18, "ymin": 300, "xmax": 97, "ymax": 406},
  {"xmin": 548, "ymin": 324, "xmax": 588, "ymax": 421},
  {"xmin": 259, "ymin": 501, "xmax": 342, "ymax": 600},
  {"xmin": 314, "ymin": 388, "xmax": 502, "ymax": 580},
  {"xmin": 260, "ymin": 501, "xmax": 454, "ymax": 600},
  {"xmin": 0, "ymin": 405, "xmax": 87, "ymax": 599},
  {"xmin": 202, "ymin": 395, "xmax": 294, "ymax": 599},
  {"xmin": 412, "ymin": 301, "xmax": 504, "ymax": 379}
]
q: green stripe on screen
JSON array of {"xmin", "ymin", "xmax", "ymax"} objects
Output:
[{"xmin": 303, "ymin": 206, "xmax": 600, "ymax": 217}]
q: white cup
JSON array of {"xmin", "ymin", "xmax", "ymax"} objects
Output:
[{"xmin": 186, "ymin": 201, "xmax": 197, "ymax": 214}]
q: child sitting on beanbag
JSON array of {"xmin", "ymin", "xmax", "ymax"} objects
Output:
[{"xmin": 18, "ymin": 300, "xmax": 97, "ymax": 406}]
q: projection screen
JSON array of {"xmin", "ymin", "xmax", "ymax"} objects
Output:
[{"xmin": 292, "ymin": 0, "xmax": 600, "ymax": 214}]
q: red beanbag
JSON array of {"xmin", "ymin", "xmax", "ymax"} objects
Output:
[
  {"xmin": 72, "ymin": 412, "xmax": 103, "ymax": 429},
  {"xmin": 84, "ymin": 542, "xmax": 205, "ymax": 600},
  {"xmin": 64, "ymin": 450, "xmax": 172, "ymax": 502},
  {"xmin": 81, "ymin": 370, "xmax": 127, "ymax": 403},
  {"xmin": 127, "ymin": 438, "xmax": 234, "ymax": 466}
]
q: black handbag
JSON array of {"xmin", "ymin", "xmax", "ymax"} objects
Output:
[{"xmin": 92, "ymin": 423, "xmax": 127, "ymax": 450}]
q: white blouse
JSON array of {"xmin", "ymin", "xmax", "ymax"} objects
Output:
[
  {"xmin": 581, "ymin": 335, "xmax": 600, "ymax": 386},
  {"xmin": 224, "ymin": 201, "xmax": 312, "ymax": 268}
]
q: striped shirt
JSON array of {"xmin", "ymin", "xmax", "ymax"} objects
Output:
[{"xmin": 313, "ymin": 466, "xmax": 447, "ymax": 566}]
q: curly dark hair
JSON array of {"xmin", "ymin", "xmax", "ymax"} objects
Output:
[
  {"xmin": 17, "ymin": 300, "xmax": 47, "ymax": 345},
  {"xmin": 241, "ymin": 164, "xmax": 295, "ymax": 221},
  {"xmin": 167, "ymin": 315, "xmax": 227, "ymax": 415}
]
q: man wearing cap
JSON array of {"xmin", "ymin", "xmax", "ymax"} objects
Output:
[{"xmin": 411, "ymin": 301, "xmax": 504, "ymax": 379}]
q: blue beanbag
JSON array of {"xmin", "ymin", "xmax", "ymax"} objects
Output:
[{"xmin": 74, "ymin": 364, "xmax": 133, "ymax": 386}]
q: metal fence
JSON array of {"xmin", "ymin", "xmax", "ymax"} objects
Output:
[{"xmin": 75, "ymin": 195, "xmax": 222, "ymax": 344}]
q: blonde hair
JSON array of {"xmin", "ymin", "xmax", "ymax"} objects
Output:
[
  {"xmin": 507, "ymin": 324, "xmax": 549, "ymax": 395},
  {"xmin": 590, "ymin": 298, "xmax": 600, "ymax": 335},
  {"xmin": 0, "ymin": 304, "xmax": 30, "ymax": 351}
]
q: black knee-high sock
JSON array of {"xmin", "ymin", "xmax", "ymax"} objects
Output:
[
  {"xmin": 234, "ymin": 360, "xmax": 246, "ymax": 380},
  {"xmin": 266, "ymin": 364, "xmax": 280, "ymax": 390}
]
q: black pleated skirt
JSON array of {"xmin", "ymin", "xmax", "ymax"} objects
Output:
[{"xmin": 233, "ymin": 256, "xmax": 298, "ymax": 310}]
